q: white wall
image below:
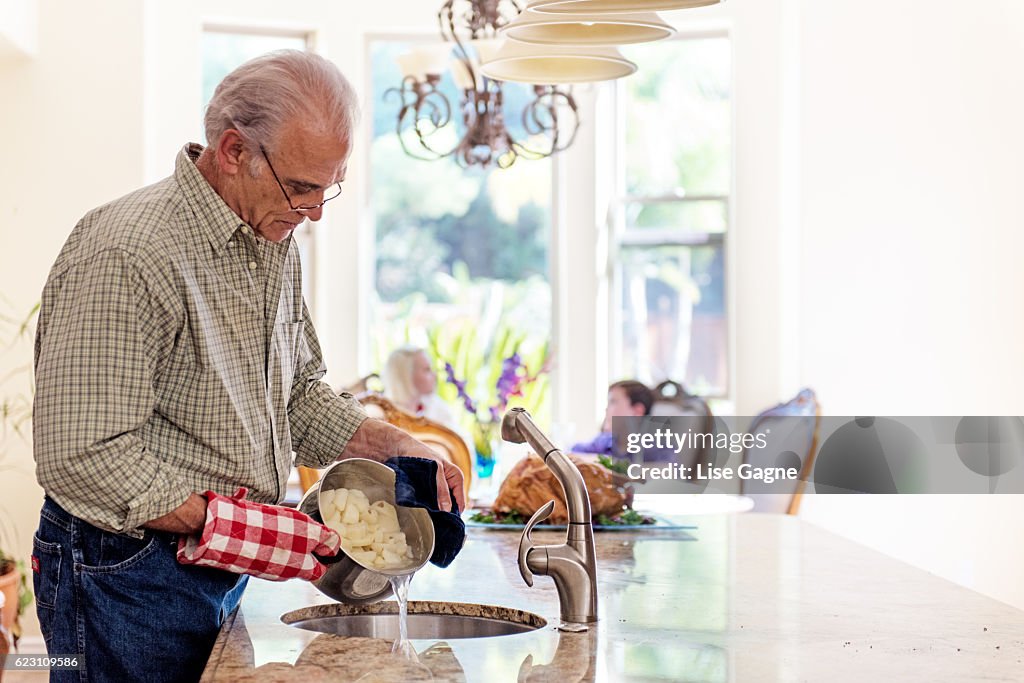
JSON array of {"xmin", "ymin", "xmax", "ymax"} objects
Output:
[
  {"xmin": 0, "ymin": 0, "xmax": 146, "ymax": 639},
  {"xmin": 797, "ymin": 0, "xmax": 1024, "ymax": 415},
  {"xmin": 0, "ymin": 0, "xmax": 37, "ymax": 58},
  {"xmin": 792, "ymin": 0, "xmax": 1024, "ymax": 611}
]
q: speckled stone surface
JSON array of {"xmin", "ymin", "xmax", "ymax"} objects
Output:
[{"xmin": 201, "ymin": 514, "xmax": 1024, "ymax": 682}]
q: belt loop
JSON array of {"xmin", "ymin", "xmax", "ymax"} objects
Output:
[{"xmin": 69, "ymin": 513, "xmax": 85, "ymax": 566}]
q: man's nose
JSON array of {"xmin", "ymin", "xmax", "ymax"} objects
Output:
[{"xmin": 300, "ymin": 205, "xmax": 324, "ymax": 222}]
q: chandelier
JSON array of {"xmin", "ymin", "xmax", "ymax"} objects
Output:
[
  {"xmin": 387, "ymin": 0, "xmax": 582, "ymax": 169},
  {"xmin": 387, "ymin": 0, "xmax": 723, "ymax": 169}
]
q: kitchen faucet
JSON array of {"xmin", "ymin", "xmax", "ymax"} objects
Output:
[{"xmin": 501, "ymin": 407, "xmax": 598, "ymax": 625}]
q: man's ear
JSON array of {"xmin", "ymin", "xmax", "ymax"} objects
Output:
[
  {"xmin": 631, "ymin": 403, "xmax": 647, "ymax": 417},
  {"xmin": 214, "ymin": 129, "xmax": 246, "ymax": 177}
]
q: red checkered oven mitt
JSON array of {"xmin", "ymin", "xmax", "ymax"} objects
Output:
[{"xmin": 176, "ymin": 487, "xmax": 341, "ymax": 581}]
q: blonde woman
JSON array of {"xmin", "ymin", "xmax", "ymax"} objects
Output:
[{"xmin": 383, "ymin": 346, "xmax": 460, "ymax": 430}]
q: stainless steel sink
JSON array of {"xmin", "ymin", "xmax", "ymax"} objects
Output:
[{"xmin": 282, "ymin": 600, "xmax": 547, "ymax": 639}]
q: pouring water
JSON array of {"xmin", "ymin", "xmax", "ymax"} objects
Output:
[{"xmin": 389, "ymin": 574, "xmax": 416, "ymax": 658}]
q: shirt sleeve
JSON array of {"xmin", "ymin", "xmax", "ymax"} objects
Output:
[
  {"xmin": 570, "ymin": 432, "xmax": 616, "ymax": 456},
  {"xmin": 288, "ymin": 301, "xmax": 367, "ymax": 468},
  {"xmin": 33, "ymin": 248, "xmax": 190, "ymax": 536}
]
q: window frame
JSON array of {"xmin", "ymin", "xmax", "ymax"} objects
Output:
[
  {"xmin": 607, "ymin": 28, "xmax": 734, "ymax": 401},
  {"xmin": 361, "ymin": 32, "xmax": 560, "ymax": 421}
]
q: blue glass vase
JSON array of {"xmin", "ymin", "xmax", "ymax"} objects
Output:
[
  {"xmin": 472, "ymin": 422, "xmax": 498, "ymax": 480},
  {"xmin": 474, "ymin": 448, "xmax": 496, "ymax": 479}
]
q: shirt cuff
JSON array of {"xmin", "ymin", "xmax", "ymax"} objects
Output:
[
  {"xmin": 291, "ymin": 385, "xmax": 368, "ymax": 468},
  {"xmin": 121, "ymin": 462, "xmax": 193, "ymax": 538}
]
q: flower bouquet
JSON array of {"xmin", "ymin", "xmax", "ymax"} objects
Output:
[{"xmin": 430, "ymin": 324, "xmax": 550, "ymax": 481}]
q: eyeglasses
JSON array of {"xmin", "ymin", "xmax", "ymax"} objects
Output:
[{"xmin": 259, "ymin": 145, "xmax": 343, "ymax": 212}]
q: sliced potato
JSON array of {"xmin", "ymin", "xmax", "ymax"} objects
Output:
[
  {"xmin": 332, "ymin": 488, "xmax": 349, "ymax": 512},
  {"xmin": 340, "ymin": 502, "xmax": 360, "ymax": 525},
  {"xmin": 363, "ymin": 507, "xmax": 380, "ymax": 525},
  {"xmin": 321, "ymin": 487, "xmax": 416, "ymax": 569}
]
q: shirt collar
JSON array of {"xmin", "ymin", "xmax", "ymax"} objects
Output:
[{"xmin": 175, "ymin": 143, "xmax": 248, "ymax": 255}]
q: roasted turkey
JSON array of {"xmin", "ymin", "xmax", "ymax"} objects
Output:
[{"xmin": 493, "ymin": 453, "xmax": 627, "ymax": 524}]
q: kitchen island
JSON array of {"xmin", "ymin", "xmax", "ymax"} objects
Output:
[{"xmin": 201, "ymin": 513, "xmax": 1024, "ymax": 681}]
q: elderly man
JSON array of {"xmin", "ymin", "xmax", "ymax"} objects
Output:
[{"xmin": 31, "ymin": 51, "xmax": 465, "ymax": 682}]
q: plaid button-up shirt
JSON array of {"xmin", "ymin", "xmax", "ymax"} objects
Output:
[{"xmin": 33, "ymin": 144, "xmax": 366, "ymax": 537}]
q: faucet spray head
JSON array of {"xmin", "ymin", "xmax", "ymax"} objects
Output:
[
  {"xmin": 501, "ymin": 407, "xmax": 559, "ymax": 458},
  {"xmin": 501, "ymin": 407, "xmax": 529, "ymax": 444}
]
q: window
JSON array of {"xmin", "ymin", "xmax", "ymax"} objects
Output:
[
  {"xmin": 611, "ymin": 34, "xmax": 731, "ymax": 397},
  {"xmin": 201, "ymin": 29, "xmax": 309, "ymax": 109},
  {"xmin": 367, "ymin": 39, "xmax": 553, "ymax": 428},
  {"xmin": 199, "ymin": 28, "xmax": 317, "ymax": 305}
]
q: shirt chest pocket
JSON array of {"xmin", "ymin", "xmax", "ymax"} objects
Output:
[{"xmin": 273, "ymin": 320, "xmax": 305, "ymax": 394}]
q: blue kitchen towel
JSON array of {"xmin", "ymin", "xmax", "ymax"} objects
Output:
[{"xmin": 384, "ymin": 456, "xmax": 466, "ymax": 568}]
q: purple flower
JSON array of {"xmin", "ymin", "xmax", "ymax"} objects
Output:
[
  {"xmin": 496, "ymin": 354, "xmax": 523, "ymax": 406},
  {"xmin": 446, "ymin": 362, "xmax": 477, "ymax": 414},
  {"xmin": 442, "ymin": 348, "xmax": 548, "ymax": 424}
]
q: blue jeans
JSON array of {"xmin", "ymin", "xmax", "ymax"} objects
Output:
[{"xmin": 32, "ymin": 497, "xmax": 248, "ymax": 683}]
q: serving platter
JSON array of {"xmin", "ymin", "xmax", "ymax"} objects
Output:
[{"xmin": 462, "ymin": 508, "xmax": 697, "ymax": 532}]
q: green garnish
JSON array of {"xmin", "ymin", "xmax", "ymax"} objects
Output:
[
  {"xmin": 616, "ymin": 509, "xmax": 649, "ymax": 526},
  {"xmin": 469, "ymin": 508, "xmax": 655, "ymax": 527},
  {"xmin": 596, "ymin": 454, "xmax": 631, "ymax": 475},
  {"xmin": 504, "ymin": 510, "xmax": 525, "ymax": 525}
]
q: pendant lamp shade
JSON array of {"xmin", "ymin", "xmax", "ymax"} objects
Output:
[
  {"xmin": 480, "ymin": 40, "xmax": 636, "ymax": 84},
  {"xmin": 396, "ymin": 43, "xmax": 453, "ymax": 81},
  {"xmin": 531, "ymin": 0, "xmax": 723, "ymax": 15},
  {"xmin": 472, "ymin": 38, "xmax": 504, "ymax": 65},
  {"xmin": 501, "ymin": 3, "xmax": 675, "ymax": 46}
]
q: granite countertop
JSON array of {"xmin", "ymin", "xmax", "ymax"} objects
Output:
[{"xmin": 201, "ymin": 513, "xmax": 1024, "ymax": 682}]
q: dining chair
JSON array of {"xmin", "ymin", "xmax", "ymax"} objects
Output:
[
  {"xmin": 296, "ymin": 393, "xmax": 474, "ymax": 495},
  {"xmin": 740, "ymin": 388, "xmax": 821, "ymax": 514},
  {"xmin": 648, "ymin": 380, "xmax": 715, "ymax": 469},
  {"xmin": 339, "ymin": 373, "xmax": 384, "ymax": 396}
]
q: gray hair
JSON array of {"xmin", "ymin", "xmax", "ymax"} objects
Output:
[
  {"xmin": 204, "ymin": 50, "xmax": 359, "ymax": 173},
  {"xmin": 383, "ymin": 345, "xmax": 429, "ymax": 409}
]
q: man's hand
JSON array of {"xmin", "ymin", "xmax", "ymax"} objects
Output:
[
  {"xmin": 145, "ymin": 493, "xmax": 209, "ymax": 534},
  {"xmin": 389, "ymin": 429, "xmax": 468, "ymax": 513},
  {"xmin": 343, "ymin": 418, "xmax": 467, "ymax": 512},
  {"xmin": 176, "ymin": 488, "xmax": 341, "ymax": 581}
]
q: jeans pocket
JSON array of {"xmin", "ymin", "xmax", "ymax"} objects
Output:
[
  {"xmin": 78, "ymin": 533, "xmax": 161, "ymax": 574},
  {"xmin": 31, "ymin": 533, "xmax": 62, "ymax": 609}
]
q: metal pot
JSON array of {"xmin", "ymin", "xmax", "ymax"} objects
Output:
[{"xmin": 299, "ymin": 458, "xmax": 435, "ymax": 605}]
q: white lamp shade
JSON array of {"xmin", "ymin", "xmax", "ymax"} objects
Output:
[
  {"xmin": 502, "ymin": 3, "xmax": 675, "ymax": 45},
  {"xmin": 396, "ymin": 43, "xmax": 453, "ymax": 81},
  {"xmin": 471, "ymin": 38, "xmax": 504, "ymax": 65},
  {"xmin": 450, "ymin": 58, "xmax": 476, "ymax": 90},
  {"xmin": 417, "ymin": 43, "xmax": 455, "ymax": 76},
  {"xmin": 395, "ymin": 51, "xmax": 425, "ymax": 81},
  {"xmin": 480, "ymin": 40, "xmax": 636, "ymax": 85},
  {"xmin": 531, "ymin": 0, "xmax": 723, "ymax": 14}
]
